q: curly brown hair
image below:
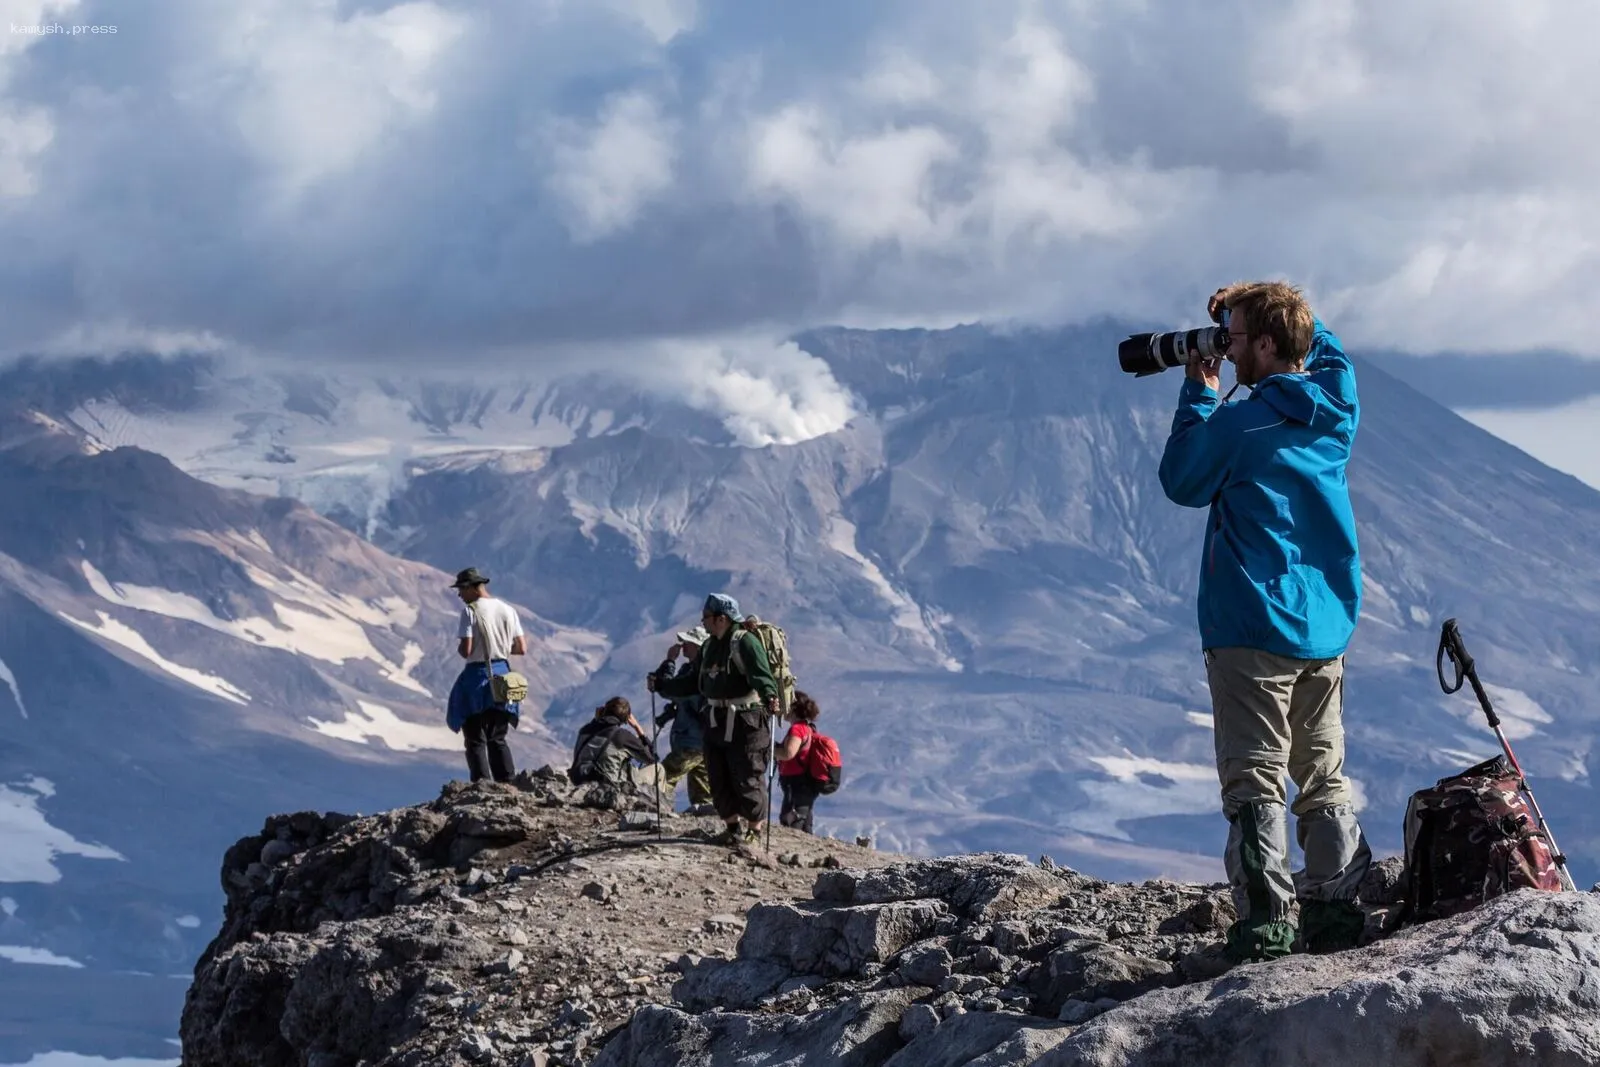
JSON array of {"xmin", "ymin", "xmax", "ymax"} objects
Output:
[{"xmin": 791, "ymin": 691, "xmax": 820, "ymax": 722}]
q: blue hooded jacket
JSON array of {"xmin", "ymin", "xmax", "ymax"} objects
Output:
[{"xmin": 1158, "ymin": 319, "xmax": 1361, "ymax": 660}]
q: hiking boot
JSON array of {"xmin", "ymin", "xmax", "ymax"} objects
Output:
[
  {"xmin": 1182, "ymin": 918, "xmax": 1295, "ymax": 981},
  {"xmin": 743, "ymin": 827, "xmax": 764, "ymax": 846},
  {"xmin": 1299, "ymin": 900, "xmax": 1366, "ymax": 954},
  {"xmin": 711, "ymin": 825, "xmax": 742, "ymax": 847},
  {"xmin": 1225, "ymin": 918, "xmax": 1296, "ymax": 962},
  {"xmin": 687, "ymin": 803, "xmax": 718, "ymax": 817}
]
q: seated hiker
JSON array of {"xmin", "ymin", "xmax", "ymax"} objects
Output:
[
  {"xmin": 775, "ymin": 691, "xmax": 825, "ymax": 834},
  {"xmin": 647, "ymin": 593, "xmax": 778, "ymax": 847},
  {"xmin": 653, "ymin": 626, "xmax": 715, "ymax": 814},
  {"xmin": 569, "ymin": 697, "xmax": 659, "ymax": 787},
  {"xmin": 444, "ymin": 567, "xmax": 526, "ymax": 783}
]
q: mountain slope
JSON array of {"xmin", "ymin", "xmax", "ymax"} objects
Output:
[
  {"xmin": 370, "ymin": 323, "xmax": 1600, "ymax": 886},
  {"xmin": 6, "ymin": 327, "xmax": 1600, "ymax": 1056},
  {"xmin": 0, "ymin": 410, "xmax": 605, "ymax": 1061}
]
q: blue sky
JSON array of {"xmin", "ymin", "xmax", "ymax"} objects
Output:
[{"xmin": 2, "ymin": 0, "xmax": 1598, "ymax": 383}]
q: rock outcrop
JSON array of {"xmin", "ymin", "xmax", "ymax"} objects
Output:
[
  {"xmin": 181, "ymin": 774, "xmax": 1600, "ymax": 1067},
  {"xmin": 180, "ymin": 769, "xmax": 893, "ymax": 1067}
]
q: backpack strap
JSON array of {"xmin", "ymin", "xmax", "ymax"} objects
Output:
[{"xmin": 468, "ymin": 601, "xmax": 494, "ymax": 667}]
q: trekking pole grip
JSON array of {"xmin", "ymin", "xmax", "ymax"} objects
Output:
[{"xmin": 1438, "ymin": 619, "xmax": 1504, "ymax": 729}]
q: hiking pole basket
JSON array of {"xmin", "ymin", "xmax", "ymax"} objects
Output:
[{"xmin": 1436, "ymin": 618, "xmax": 1577, "ymax": 892}]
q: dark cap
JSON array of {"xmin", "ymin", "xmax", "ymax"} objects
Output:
[{"xmin": 450, "ymin": 567, "xmax": 490, "ymax": 589}]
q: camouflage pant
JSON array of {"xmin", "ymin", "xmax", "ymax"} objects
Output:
[
  {"xmin": 660, "ymin": 748, "xmax": 713, "ymax": 807},
  {"xmin": 1206, "ymin": 647, "xmax": 1371, "ymax": 929}
]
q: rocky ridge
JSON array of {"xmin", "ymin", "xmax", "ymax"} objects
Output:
[{"xmin": 181, "ymin": 774, "xmax": 1600, "ymax": 1067}]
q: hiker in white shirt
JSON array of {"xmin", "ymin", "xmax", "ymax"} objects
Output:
[{"xmin": 444, "ymin": 567, "xmax": 527, "ymax": 782}]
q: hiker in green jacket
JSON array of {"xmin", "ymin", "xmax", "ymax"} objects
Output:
[{"xmin": 648, "ymin": 593, "xmax": 778, "ymax": 846}]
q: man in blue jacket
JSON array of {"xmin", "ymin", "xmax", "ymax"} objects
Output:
[{"xmin": 1159, "ymin": 281, "xmax": 1372, "ymax": 967}]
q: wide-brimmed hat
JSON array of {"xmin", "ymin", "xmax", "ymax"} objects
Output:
[
  {"xmin": 450, "ymin": 567, "xmax": 490, "ymax": 589},
  {"xmin": 675, "ymin": 625, "xmax": 710, "ymax": 646},
  {"xmin": 702, "ymin": 593, "xmax": 743, "ymax": 623}
]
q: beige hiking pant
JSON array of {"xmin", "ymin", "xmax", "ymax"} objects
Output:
[
  {"xmin": 1205, "ymin": 646, "xmax": 1354, "ymax": 817},
  {"xmin": 1206, "ymin": 646, "xmax": 1370, "ymax": 920}
]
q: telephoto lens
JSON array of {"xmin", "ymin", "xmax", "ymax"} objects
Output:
[{"xmin": 1119, "ymin": 326, "xmax": 1230, "ymax": 377}]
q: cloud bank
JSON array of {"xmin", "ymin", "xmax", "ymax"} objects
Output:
[{"xmin": 2, "ymin": 0, "xmax": 1596, "ymax": 439}]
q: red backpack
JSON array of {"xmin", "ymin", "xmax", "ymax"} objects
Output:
[{"xmin": 803, "ymin": 729, "xmax": 842, "ymax": 794}]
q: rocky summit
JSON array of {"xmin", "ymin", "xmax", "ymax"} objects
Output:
[{"xmin": 181, "ymin": 773, "xmax": 1600, "ymax": 1067}]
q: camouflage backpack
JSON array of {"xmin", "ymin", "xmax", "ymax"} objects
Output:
[
  {"xmin": 735, "ymin": 615, "xmax": 797, "ymax": 715},
  {"xmin": 1399, "ymin": 755, "xmax": 1562, "ymax": 923}
]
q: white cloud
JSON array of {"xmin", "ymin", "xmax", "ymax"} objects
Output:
[
  {"xmin": 547, "ymin": 90, "xmax": 678, "ymax": 242},
  {"xmin": 0, "ymin": 0, "xmax": 78, "ymax": 199},
  {"xmin": 602, "ymin": 0, "xmax": 699, "ymax": 45},
  {"xmin": 1, "ymin": 0, "xmax": 1599, "ymax": 363},
  {"xmin": 195, "ymin": 0, "xmax": 469, "ymax": 197}
]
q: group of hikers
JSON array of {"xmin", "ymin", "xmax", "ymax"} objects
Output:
[
  {"xmin": 445, "ymin": 575, "xmax": 840, "ymax": 847},
  {"xmin": 435, "ymin": 278, "xmax": 1489, "ymax": 972}
]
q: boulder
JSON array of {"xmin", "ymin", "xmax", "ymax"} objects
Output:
[
  {"xmin": 1036, "ymin": 890, "xmax": 1600, "ymax": 1067},
  {"xmin": 593, "ymin": 990, "xmax": 917, "ymax": 1067},
  {"xmin": 815, "ymin": 855, "xmax": 1070, "ymax": 921},
  {"xmin": 740, "ymin": 900, "xmax": 947, "ymax": 977}
]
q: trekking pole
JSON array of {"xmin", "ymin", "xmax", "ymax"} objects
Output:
[
  {"xmin": 1437, "ymin": 618, "xmax": 1577, "ymax": 892},
  {"xmin": 766, "ymin": 709, "xmax": 776, "ymax": 853},
  {"xmin": 650, "ymin": 688, "xmax": 663, "ymax": 842}
]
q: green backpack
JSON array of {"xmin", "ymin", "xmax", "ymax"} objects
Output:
[{"xmin": 735, "ymin": 615, "xmax": 796, "ymax": 715}]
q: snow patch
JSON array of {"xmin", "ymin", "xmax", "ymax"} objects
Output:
[
  {"xmin": 0, "ymin": 1054, "xmax": 181, "ymax": 1066},
  {"xmin": 1185, "ymin": 711, "xmax": 1213, "ymax": 728},
  {"xmin": 1443, "ymin": 683, "xmax": 1552, "ymax": 741},
  {"xmin": 79, "ymin": 560, "xmax": 429, "ymax": 697},
  {"xmin": 0, "ymin": 945, "xmax": 83, "ymax": 968},
  {"xmin": 1434, "ymin": 746, "xmax": 1494, "ymax": 768},
  {"xmin": 1068, "ymin": 756, "xmax": 1219, "ymax": 841},
  {"xmin": 0, "ymin": 898, "xmax": 15, "ymax": 917},
  {"xmin": 306, "ymin": 701, "xmax": 460, "ymax": 753},
  {"xmin": 565, "ymin": 497, "xmax": 649, "ymax": 563},
  {"xmin": 825, "ymin": 517, "xmax": 962, "ymax": 671},
  {"xmin": 0, "ymin": 657, "xmax": 26, "ymax": 719},
  {"xmin": 0, "ymin": 777, "xmax": 124, "ymax": 884},
  {"xmin": 59, "ymin": 610, "xmax": 250, "ymax": 704}
]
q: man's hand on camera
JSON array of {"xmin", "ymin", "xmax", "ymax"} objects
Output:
[
  {"xmin": 1186, "ymin": 351, "xmax": 1222, "ymax": 392},
  {"xmin": 1207, "ymin": 283, "xmax": 1245, "ymax": 324}
]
